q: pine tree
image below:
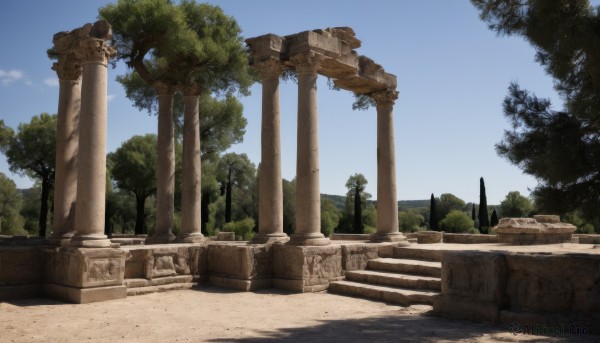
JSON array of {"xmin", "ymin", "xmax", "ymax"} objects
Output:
[
  {"xmin": 490, "ymin": 209, "xmax": 499, "ymax": 227},
  {"xmin": 478, "ymin": 177, "xmax": 490, "ymax": 231},
  {"xmin": 429, "ymin": 193, "xmax": 438, "ymax": 231}
]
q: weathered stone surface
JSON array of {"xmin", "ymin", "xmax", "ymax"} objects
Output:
[
  {"xmin": 341, "ymin": 243, "xmax": 395, "ymax": 272},
  {"xmin": 207, "ymin": 243, "xmax": 273, "ymax": 290},
  {"xmin": 216, "ymin": 232, "xmax": 235, "ymax": 241},
  {"xmin": 0, "ymin": 247, "xmax": 42, "ymax": 286},
  {"xmin": 416, "ymin": 231, "xmax": 442, "ymax": 244},
  {"xmin": 495, "ymin": 216, "xmax": 576, "ymax": 245},
  {"xmin": 123, "ymin": 244, "xmax": 207, "ymax": 280},
  {"xmin": 273, "ymin": 244, "xmax": 341, "ymax": 292},
  {"xmin": 442, "ymin": 233, "xmax": 499, "ymax": 244},
  {"xmin": 44, "ymin": 283, "xmax": 126, "ymax": 304}
]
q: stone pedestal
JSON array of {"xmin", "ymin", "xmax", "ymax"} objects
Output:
[
  {"xmin": 289, "ymin": 52, "xmax": 329, "ymax": 246},
  {"xmin": 49, "ymin": 60, "xmax": 81, "ymax": 246},
  {"xmin": 147, "ymin": 83, "xmax": 176, "ymax": 244},
  {"xmin": 43, "ymin": 247, "xmax": 126, "ymax": 303},
  {"xmin": 273, "ymin": 244, "xmax": 342, "ymax": 292},
  {"xmin": 495, "ymin": 215, "xmax": 576, "ymax": 245},
  {"xmin": 207, "ymin": 243, "xmax": 273, "ymax": 291},
  {"xmin": 370, "ymin": 90, "xmax": 406, "ymax": 243},
  {"xmin": 176, "ymin": 90, "xmax": 204, "ymax": 243},
  {"xmin": 251, "ymin": 59, "xmax": 288, "ymax": 244}
]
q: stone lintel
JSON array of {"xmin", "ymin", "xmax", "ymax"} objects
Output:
[
  {"xmin": 334, "ymin": 56, "xmax": 397, "ymax": 94},
  {"xmin": 246, "ymin": 33, "xmax": 285, "ymax": 65}
]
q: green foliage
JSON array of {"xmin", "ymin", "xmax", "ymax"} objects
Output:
[
  {"xmin": 282, "ymin": 178, "xmax": 296, "ymax": 235},
  {"xmin": 429, "ymin": 194, "xmax": 438, "ymax": 231},
  {"xmin": 563, "ymin": 211, "xmax": 597, "ymax": 234},
  {"xmin": 472, "ymin": 1, "xmax": 600, "ymax": 224},
  {"xmin": 399, "ymin": 210, "xmax": 425, "ymax": 233},
  {"xmin": 0, "ymin": 114, "xmax": 56, "ymax": 236},
  {"xmin": 344, "ymin": 173, "xmax": 370, "ymax": 233},
  {"xmin": 500, "ymin": 191, "xmax": 533, "ymax": 218},
  {"xmin": 108, "ymin": 134, "xmax": 158, "ymax": 234},
  {"xmin": 363, "ymin": 226, "xmax": 376, "ymax": 234},
  {"xmin": 321, "ymin": 198, "xmax": 341, "ymax": 237},
  {"xmin": 478, "ymin": 177, "xmax": 490, "ymax": 230},
  {"xmin": 490, "ymin": 209, "xmax": 499, "ymax": 227},
  {"xmin": 439, "ymin": 210, "xmax": 475, "ymax": 233},
  {"xmin": 216, "ymin": 153, "xmax": 256, "ymax": 223},
  {"xmin": 438, "ymin": 193, "xmax": 466, "ymax": 222},
  {"xmin": 222, "ymin": 217, "xmax": 255, "ymax": 241},
  {"xmin": 0, "ymin": 172, "xmax": 25, "ymax": 235}
]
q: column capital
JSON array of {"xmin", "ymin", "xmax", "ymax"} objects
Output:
[
  {"xmin": 74, "ymin": 38, "xmax": 116, "ymax": 66},
  {"xmin": 252, "ymin": 58, "xmax": 286, "ymax": 79},
  {"xmin": 371, "ymin": 89, "xmax": 399, "ymax": 107},
  {"xmin": 290, "ymin": 52, "xmax": 324, "ymax": 75},
  {"xmin": 52, "ymin": 59, "xmax": 82, "ymax": 82},
  {"xmin": 182, "ymin": 83, "xmax": 202, "ymax": 96},
  {"xmin": 154, "ymin": 81, "xmax": 176, "ymax": 96}
]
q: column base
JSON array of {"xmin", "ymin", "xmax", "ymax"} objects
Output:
[
  {"xmin": 250, "ymin": 233, "xmax": 289, "ymax": 244},
  {"xmin": 69, "ymin": 234, "xmax": 112, "ymax": 248},
  {"xmin": 370, "ymin": 232, "xmax": 410, "ymax": 244},
  {"xmin": 145, "ymin": 232, "xmax": 176, "ymax": 245},
  {"xmin": 288, "ymin": 233, "xmax": 330, "ymax": 246},
  {"xmin": 48, "ymin": 231, "xmax": 75, "ymax": 246},
  {"xmin": 174, "ymin": 233, "xmax": 205, "ymax": 243},
  {"xmin": 44, "ymin": 283, "xmax": 127, "ymax": 304}
]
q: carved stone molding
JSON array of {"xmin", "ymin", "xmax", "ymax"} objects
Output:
[
  {"xmin": 74, "ymin": 38, "xmax": 116, "ymax": 66},
  {"xmin": 52, "ymin": 59, "xmax": 82, "ymax": 82},
  {"xmin": 371, "ymin": 89, "xmax": 399, "ymax": 107},
  {"xmin": 252, "ymin": 58, "xmax": 286, "ymax": 79},
  {"xmin": 290, "ymin": 52, "xmax": 324, "ymax": 75}
]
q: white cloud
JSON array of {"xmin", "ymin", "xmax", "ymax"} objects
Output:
[
  {"xmin": 107, "ymin": 94, "xmax": 116, "ymax": 102},
  {"xmin": 0, "ymin": 69, "xmax": 24, "ymax": 85},
  {"xmin": 43, "ymin": 77, "xmax": 59, "ymax": 87}
]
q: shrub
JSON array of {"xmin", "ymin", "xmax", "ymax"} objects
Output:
[
  {"xmin": 222, "ymin": 217, "xmax": 255, "ymax": 241},
  {"xmin": 439, "ymin": 210, "xmax": 474, "ymax": 233},
  {"xmin": 363, "ymin": 226, "xmax": 376, "ymax": 234}
]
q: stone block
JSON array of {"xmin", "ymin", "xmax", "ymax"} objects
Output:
[
  {"xmin": 207, "ymin": 243, "xmax": 273, "ymax": 291},
  {"xmin": 44, "ymin": 247, "xmax": 125, "ymax": 288},
  {"xmin": 442, "ymin": 233, "xmax": 499, "ymax": 244},
  {"xmin": 0, "ymin": 246, "xmax": 42, "ymax": 286},
  {"xmin": 273, "ymin": 244, "xmax": 342, "ymax": 292},
  {"xmin": 216, "ymin": 232, "xmax": 235, "ymax": 241},
  {"xmin": 416, "ymin": 231, "xmax": 442, "ymax": 244},
  {"xmin": 245, "ymin": 34, "xmax": 285, "ymax": 64},
  {"xmin": 341, "ymin": 243, "xmax": 395, "ymax": 272},
  {"xmin": 122, "ymin": 244, "xmax": 207, "ymax": 281},
  {"xmin": 44, "ymin": 283, "xmax": 126, "ymax": 304}
]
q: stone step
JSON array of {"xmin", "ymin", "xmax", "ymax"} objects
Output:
[
  {"xmin": 329, "ymin": 280, "xmax": 439, "ymax": 306},
  {"xmin": 345, "ymin": 270, "xmax": 441, "ymax": 291},
  {"xmin": 127, "ymin": 282, "xmax": 197, "ymax": 296},
  {"xmin": 367, "ymin": 258, "xmax": 441, "ymax": 277},
  {"xmin": 393, "ymin": 246, "xmax": 443, "ymax": 262},
  {"xmin": 124, "ymin": 275, "xmax": 195, "ymax": 289}
]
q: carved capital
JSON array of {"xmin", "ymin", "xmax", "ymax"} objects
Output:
[
  {"xmin": 52, "ymin": 59, "xmax": 82, "ymax": 81},
  {"xmin": 252, "ymin": 59, "xmax": 285, "ymax": 79},
  {"xmin": 371, "ymin": 90, "xmax": 399, "ymax": 107},
  {"xmin": 74, "ymin": 38, "xmax": 116, "ymax": 66},
  {"xmin": 290, "ymin": 52, "xmax": 323, "ymax": 75},
  {"xmin": 154, "ymin": 81, "xmax": 176, "ymax": 96}
]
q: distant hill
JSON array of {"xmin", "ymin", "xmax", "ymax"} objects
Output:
[{"xmin": 321, "ymin": 194, "xmax": 429, "ymax": 211}]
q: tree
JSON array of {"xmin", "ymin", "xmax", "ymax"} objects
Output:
[
  {"xmin": 429, "ymin": 193, "xmax": 438, "ymax": 231},
  {"xmin": 345, "ymin": 173, "xmax": 369, "ymax": 233},
  {"xmin": 500, "ymin": 191, "xmax": 533, "ymax": 218},
  {"xmin": 439, "ymin": 210, "xmax": 474, "ymax": 233},
  {"xmin": 0, "ymin": 114, "xmax": 56, "ymax": 237},
  {"xmin": 0, "ymin": 172, "xmax": 24, "ymax": 234},
  {"xmin": 490, "ymin": 209, "xmax": 499, "ymax": 227},
  {"xmin": 472, "ymin": 1, "xmax": 600, "ymax": 224},
  {"xmin": 399, "ymin": 210, "xmax": 425, "ymax": 233},
  {"xmin": 321, "ymin": 198, "xmax": 341, "ymax": 237},
  {"xmin": 108, "ymin": 134, "xmax": 158, "ymax": 235},
  {"xmin": 471, "ymin": 203, "xmax": 476, "ymax": 221},
  {"xmin": 438, "ymin": 193, "xmax": 466, "ymax": 222},
  {"xmin": 478, "ymin": 177, "xmax": 490, "ymax": 231},
  {"xmin": 282, "ymin": 178, "xmax": 296, "ymax": 235},
  {"xmin": 216, "ymin": 153, "xmax": 255, "ymax": 223}
]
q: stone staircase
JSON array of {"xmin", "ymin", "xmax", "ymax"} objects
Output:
[{"xmin": 329, "ymin": 246, "xmax": 442, "ymax": 306}]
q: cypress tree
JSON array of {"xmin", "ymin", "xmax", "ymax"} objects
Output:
[
  {"xmin": 471, "ymin": 203, "xmax": 476, "ymax": 221},
  {"xmin": 490, "ymin": 209, "xmax": 499, "ymax": 227},
  {"xmin": 429, "ymin": 193, "xmax": 438, "ymax": 231},
  {"xmin": 478, "ymin": 177, "xmax": 490, "ymax": 230}
]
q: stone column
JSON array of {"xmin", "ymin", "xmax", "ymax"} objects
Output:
[
  {"xmin": 288, "ymin": 52, "xmax": 329, "ymax": 246},
  {"xmin": 69, "ymin": 37, "xmax": 115, "ymax": 248},
  {"xmin": 251, "ymin": 59, "xmax": 288, "ymax": 244},
  {"xmin": 49, "ymin": 59, "xmax": 81, "ymax": 246},
  {"xmin": 370, "ymin": 89, "xmax": 405, "ymax": 242},
  {"xmin": 146, "ymin": 82, "xmax": 176, "ymax": 244},
  {"xmin": 176, "ymin": 85, "xmax": 204, "ymax": 243}
]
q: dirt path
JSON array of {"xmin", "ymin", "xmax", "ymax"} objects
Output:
[{"xmin": 0, "ymin": 288, "xmax": 595, "ymax": 342}]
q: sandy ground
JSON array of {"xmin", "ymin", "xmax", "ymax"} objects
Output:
[{"xmin": 0, "ymin": 287, "xmax": 596, "ymax": 343}]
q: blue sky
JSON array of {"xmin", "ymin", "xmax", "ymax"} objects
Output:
[{"xmin": 0, "ymin": 0, "xmax": 564, "ymax": 204}]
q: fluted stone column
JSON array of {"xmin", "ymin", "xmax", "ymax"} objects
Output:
[
  {"xmin": 69, "ymin": 37, "xmax": 115, "ymax": 248},
  {"xmin": 49, "ymin": 59, "xmax": 81, "ymax": 246},
  {"xmin": 251, "ymin": 59, "xmax": 288, "ymax": 244},
  {"xmin": 176, "ymin": 85, "xmax": 204, "ymax": 243},
  {"xmin": 289, "ymin": 52, "xmax": 329, "ymax": 246},
  {"xmin": 371, "ymin": 90, "xmax": 405, "ymax": 242},
  {"xmin": 146, "ymin": 82, "xmax": 176, "ymax": 244}
]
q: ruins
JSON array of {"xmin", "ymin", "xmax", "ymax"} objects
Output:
[{"xmin": 0, "ymin": 20, "xmax": 599, "ymax": 336}]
